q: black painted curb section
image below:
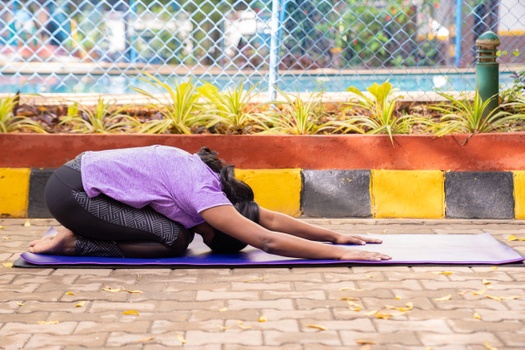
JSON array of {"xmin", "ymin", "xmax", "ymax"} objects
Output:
[
  {"xmin": 28, "ymin": 169, "xmax": 53, "ymax": 218},
  {"xmin": 301, "ymin": 170, "xmax": 372, "ymax": 218},
  {"xmin": 445, "ymin": 172, "xmax": 515, "ymax": 219}
]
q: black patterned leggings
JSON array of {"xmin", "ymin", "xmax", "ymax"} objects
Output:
[{"xmin": 44, "ymin": 164, "xmax": 194, "ymax": 258}]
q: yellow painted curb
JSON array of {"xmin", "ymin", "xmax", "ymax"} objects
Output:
[
  {"xmin": 513, "ymin": 171, "xmax": 525, "ymax": 219},
  {"xmin": 371, "ymin": 170, "xmax": 445, "ymax": 219},
  {"xmin": 0, "ymin": 168, "xmax": 31, "ymax": 217},
  {"xmin": 235, "ymin": 168, "xmax": 302, "ymax": 217}
]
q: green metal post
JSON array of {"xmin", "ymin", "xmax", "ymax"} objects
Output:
[{"xmin": 475, "ymin": 31, "xmax": 500, "ymax": 116}]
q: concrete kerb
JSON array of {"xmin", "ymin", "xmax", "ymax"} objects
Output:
[{"xmin": 2, "ymin": 167, "xmax": 523, "ymax": 220}]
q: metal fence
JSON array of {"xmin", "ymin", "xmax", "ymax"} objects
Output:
[{"xmin": 0, "ymin": 0, "xmax": 524, "ymax": 99}]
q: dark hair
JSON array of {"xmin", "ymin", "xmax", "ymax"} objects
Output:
[
  {"xmin": 196, "ymin": 147, "xmax": 255, "ymax": 205},
  {"xmin": 196, "ymin": 147, "xmax": 260, "ymax": 254},
  {"xmin": 196, "ymin": 147, "xmax": 225, "ymax": 173}
]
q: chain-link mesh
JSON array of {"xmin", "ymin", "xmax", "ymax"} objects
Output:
[{"xmin": 0, "ymin": 0, "xmax": 523, "ymax": 98}]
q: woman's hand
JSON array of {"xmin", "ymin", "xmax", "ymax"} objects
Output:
[
  {"xmin": 339, "ymin": 249, "xmax": 391, "ymax": 261},
  {"xmin": 334, "ymin": 234, "xmax": 383, "ymax": 246}
]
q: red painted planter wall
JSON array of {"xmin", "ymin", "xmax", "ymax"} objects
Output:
[{"xmin": 3, "ymin": 133, "xmax": 525, "ymax": 171}]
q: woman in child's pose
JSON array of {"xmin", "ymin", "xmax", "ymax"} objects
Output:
[{"xmin": 29, "ymin": 145, "xmax": 391, "ymax": 261}]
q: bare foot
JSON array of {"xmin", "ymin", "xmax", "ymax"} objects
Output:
[{"xmin": 29, "ymin": 228, "xmax": 77, "ymax": 255}]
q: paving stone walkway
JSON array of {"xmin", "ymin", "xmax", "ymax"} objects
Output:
[{"xmin": 1, "ymin": 218, "xmax": 524, "ymax": 350}]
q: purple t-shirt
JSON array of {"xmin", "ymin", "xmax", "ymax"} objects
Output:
[{"xmin": 80, "ymin": 145, "xmax": 232, "ymax": 228}]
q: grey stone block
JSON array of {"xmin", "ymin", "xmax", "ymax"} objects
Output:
[
  {"xmin": 301, "ymin": 170, "xmax": 371, "ymax": 218},
  {"xmin": 28, "ymin": 169, "xmax": 54, "ymax": 218},
  {"xmin": 445, "ymin": 172, "xmax": 514, "ymax": 219}
]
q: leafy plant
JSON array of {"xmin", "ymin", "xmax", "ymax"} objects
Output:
[
  {"xmin": 337, "ymin": 81, "xmax": 417, "ymax": 143},
  {"xmin": 428, "ymin": 91, "xmax": 525, "ymax": 136},
  {"xmin": 59, "ymin": 99, "xmax": 139, "ymax": 134},
  {"xmin": 0, "ymin": 95, "xmax": 46, "ymax": 133},
  {"xmin": 198, "ymin": 82, "xmax": 270, "ymax": 134},
  {"xmin": 132, "ymin": 74, "xmax": 207, "ymax": 134},
  {"xmin": 262, "ymin": 90, "xmax": 333, "ymax": 135},
  {"xmin": 501, "ymin": 69, "xmax": 525, "ymax": 104}
]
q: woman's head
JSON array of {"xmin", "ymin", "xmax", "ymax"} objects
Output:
[
  {"xmin": 205, "ymin": 200, "xmax": 260, "ymax": 254},
  {"xmin": 197, "ymin": 146, "xmax": 260, "ymax": 253}
]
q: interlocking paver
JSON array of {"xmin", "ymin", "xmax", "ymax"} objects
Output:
[
  {"xmin": 1, "ymin": 218, "xmax": 525, "ymax": 349},
  {"xmin": 264, "ymin": 330, "xmax": 342, "ymax": 347},
  {"xmin": 26, "ymin": 333, "xmax": 107, "ymax": 349},
  {"xmin": 339, "ymin": 330, "xmax": 422, "ymax": 346}
]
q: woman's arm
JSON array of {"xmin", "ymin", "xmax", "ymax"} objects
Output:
[
  {"xmin": 258, "ymin": 207, "xmax": 382, "ymax": 245},
  {"xmin": 200, "ymin": 205, "xmax": 390, "ymax": 261}
]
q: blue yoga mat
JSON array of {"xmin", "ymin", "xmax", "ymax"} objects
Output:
[{"xmin": 15, "ymin": 231, "xmax": 525, "ymax": 268}]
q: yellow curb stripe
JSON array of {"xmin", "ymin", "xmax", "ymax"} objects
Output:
[
  {"xmin": 513, "ymin": 171, "xmax": 525, "ymax": 219},
  {"xmin": 235, "ymin": 168, "xmax": 302, "ymax": 217},
  {"xmin": 371, "ymin": 170, "xmax": 445, "ymax": 219},
  {"xmin": 0, "ymin": 168, "xmax": 31, "ymax": 217}
]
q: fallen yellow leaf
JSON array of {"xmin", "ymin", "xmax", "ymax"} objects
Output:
[
  {"xmin": 237, "ymin": 321, "xmax": 252, "ymax": 330},
  {"xmin": 135, "ymin": 337, "xmax": 154, "ymax": 343},
  {"xmin": 398, "ymin": 302, "xmax": 414, "ymax": 312},
  {"xmin": 37, "ymin": 320, "xmax": 59, "ymax": 325},
  {"xmin": 2, "ymin": 262, "xmax": 13, "ymax": 268},
  {"xmin": 434, "ymin": 294, "xmax": 452, "ymax": 302},
  {"xmin": 521, "ymin": 237, "xmax": 525, "ymax": 241},
  {"xmin": 394, "ymin": 295, "xmax": 402, "ymax": 300},
  {"xmin": 486, "ymin": 295, "xmax": 502, "ymax": 302},
  {"xmin": 102, "ymin": 287, "xmax": 121, "ymax": 293},
  {"xmin": 23, "ymin": 220, "xmax": 31, "ymax": 227},
  {"xmin": 474, "ymin": 312, "xmax": 482, "ymax": 320},
  {"xmin": 125, "ymin": 289, "xmax": 143, "ymax": 294},
  {"xmin": 75, "ymin": 301, "xmax": 86, "ymax": 308},
  {"xmin": 484, "ymin": 294, "xmax": 521, "ymax": 302},
  {"xmin": 339, "ymin": 287, "xmax": 364, "ymax": 292},
  {"xmin": 356, "ymin": 340, "xmax": 377, "ymax": 345},
  {"xmin": 472, "ymin": 289, "xmax": 486, "ymax": 296},
  {"xmin": 258, "ymin": 315, "xmax": 267, "ymax": 322},
  {"xmin": 0, "ymin": 225, "xmax": 5, "ymax": 229},
  {"xmin": 65, "ymin": 291, "xmax": 75, "ymax": 296},
  {"xmin": 340, "ymin": 296, "xmax": 359, "ymax": 301},
  {"xmin": 375, "ymin": 312, "xmax": 393, "ymax": 320},
  {"xmin": 2, "ymin": 236, "xmax": 11, "ymax": 240},
  {"xmin": 482, "ymin": 279, "xmax": 491, "ymax": 285},
  {"xmin": 385, "ymin": 302, "xmax": 413, "ymax": 312},
  {"xmin": 16, "ymin": 302, "xmax": 24, "ymax": 306},
  {"xmin": 242, "ymin": 276, "xmax": 265, "ymax": 282},
  {"xmin": 177, "ymin": 334, "xmax": 187, "ymax": 344},
  {"xmin": 218, "ymin": 307, "xmax": 228, "ymax": 312},
  {"xmin": 123, "ymin": 310, "xmax": 140, "ymax": 316},
  {"xmin": 484, "ymin": 341, "xmax": 498, "ymax": 350},
  {"xmin": 306, "ymin": 324, "xmax": 328, "ymax": 331},
  {"xmin": 432, "ymin": 271, "xmax": 454, "ymax": 276},
  {"xmin": 507, "ymin": 234, "xmax": 519, "ymax": 241},
  {"xmin": 489, "ymin": 266, "xmax": 498, "ymax": 271}
]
